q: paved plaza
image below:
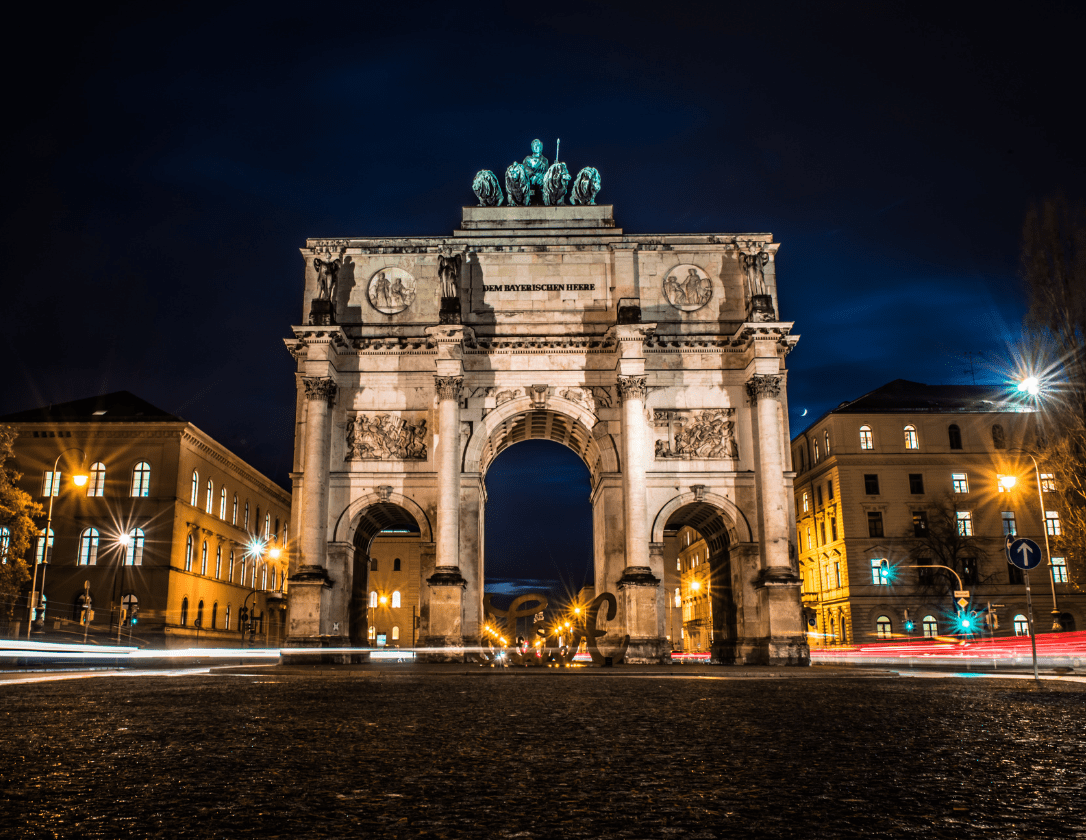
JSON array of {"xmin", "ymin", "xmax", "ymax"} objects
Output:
[{"xmin": 1, "ymin": 666, "xmax": 1083, "ymax": 839}]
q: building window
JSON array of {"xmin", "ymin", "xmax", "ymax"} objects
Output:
[
  {"xmin": 819, "ymin": 522, "xmax": 827, "ymax": 545},
  {"xmin": 1014, "ymin": 614, "xmax": 1029, "ymax": 636},
  {"xmin": 948, "ymin": 424, "xmax": 962, "ymax": 450},
  {"xmin": 370, "ymin": 558, "xmax": 379, "ymax": 572},
  {"xmin": 0, "ymin": 526, "xmax": 9, "ymax": 563},
  {"xmin": 955, "ymin": 511, "xmax": 973, "ymax": 536},
  {"xmin": 258, "ymin": 564, "xmax": 265, "ymax": 589},
  {"xmin": 875, "ymin": 615, "xmax": 892, "ymax": 639},
  {"xmin": 180, "ymin": 597, "xmax": 189, "ymax": 626},
  {"xmin": 1040, "ymin": 473, "xmax": 1056, "ymax": 492},
  {"xmin": 1009, "ymin": 563, "xmax": 1024, "ymax": 585},
  {"xmin": 909, "ymin": 474, "xmax": 924, "ymax": 494},
  {"xmin": 816, "ymin": 486, "xmax": 823, "ymax": 507},
  {"xmin": 125, "ymin": 528, "xmax": 145, "ymax": 566},
  {"xmin": 922, "ymin": 615, "xmax": 938, "ymax": 637},
  {"xmin": 392, "ymin": 590, "xmax": 401, "ymax": 608},
  {"xmin": 867, "ymin": 512, "xmax": 883, "ymax": 538},
  {"xmin": 205, "ymin": 479, "xmax": 213, "ymax": 513},
  {"xmin": 370, "ymin": 591, "xmax": 378, "ymax": 609},
  {"xmin": 211, "ymin": 602, "xmax": 218, "ymax": 629},
  {"xmin": 229, "ymin": 550, "xmax": 235, "ymax": 583},
  {"xmin": 813, "ymin": 440, "xmax": 820, "ymax": 463},
  {"xmin": 201, "ymin": 541, "xmax": 208, "ymax": 575},
  {"xmin": 912, "ymin": 510, "xmax": 928, "ymax": 537},
  {"xmin": 870, "ymin": 558, "xmax": 889, "ymax": 585},
  {"xmin": 78, "ymin": 528, "xmax": 100, "ymax": 565},
  {"xmin": 827, "ymin": 479, "xmax": 834, "ymax": 501},
  {"xmin": 864, "ymin": 474, "xmax": 880, "ymax": 495},
  {"xmin": 225, "ymin": 605, "xmax": 231, "ymax": 630},
  {"xmin": 992, "ymin": 424, "xmax": 1006, "ymax": 449},
  {"xmin": 834, "ymin": 561, "xmax": 841, "ymax": 588},
  {"xmin": 87, "ymin": 462, "xmax": 106, "ymax": 496},
  {"xmin": 1045, "ymin": 511, "xmax": 1062, "ymax": 536},
  {"xmin": 264, "ymin": 513, "xmax": 271, "ymax": 540},
  {"xmin": 802, "ymin": 491, "xmax": 809, "ymax": 513},
  {"xmin": 131, "ymin": 462, "xmax": 151, "ymax": 497},
  {"xmin": 36, "ymin": 528, "xmax": 54, "ymax": 564},
  {"xmin": 952, "ymin": 473, "xmax": 969, "ymax": 494},
  {"xmin": 196, "ymin": 600, "xmax": 204, "ymax": 628},
  {"xmin": 185, "ymin": 535, "xmax": 193, "ymax": 571},
  {"xmin": 806, "ymin": 527, "xmax": 812, "ymax": 551},
  {"xmin": 240, "ymin": 557, "xmax": 247, "ymax": 584},
  {"xmin": 190, "ymin": 471, "xmax": 199, "ymax": 506},
  {"xmin": 394, "ymin": 557, "xmax": 402, "ymax": 572},
  {"xmin": 830, "ymin": 517, "xmax": 838, "ymax": 541},
  {"xmin": 368, "ymin": 626, "xmax": 376, "ymax": 641},
  {"xmin": 904, "ymin": 425, "xmax": 918, "ymax": 450},
  {"xmin": 244, "ymin": 502, "xmax": 250, "ymax": 531},
  {"xmin": 674, "ymin": 588, "xmax": 681, "ymax": 608},
  {"xmin": 215, "ymin": 546, "xmax": 222, "ymax": 579},
  {"xmin": 859, "ymin": 425, "xmax": 873, "ymax": 450},
  {"xmin": 1001, "ymin": 511, "xmax": 1017, "ymax": 537},
  {"xmin": 825, "ymin": 430, "xmax": 830, "ymax": 454},
  {"xmin": 232, "ymin": 494, "xmax": 238, "ymax": 525},
  {"xmin": 962, "ymin": 557, "xmax": 978, "ymax": 586},
  {"xmin": 1052, "ymin": 556, "xmax": 1068, "ymax": 584},
  {"xmin": 219, "ymin": 488, "xmax": 227, "ymax": 519}
]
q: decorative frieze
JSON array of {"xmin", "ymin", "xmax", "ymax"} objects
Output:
[
  {"xmin": 746, "ymin": 374, "xmax": 782, "ymax": 403},
  {"xmin": 346, "ymin": 413, "xmax": 428, "ymax": 461},
  {"xmin": 653, "ymin": 409, "xmax": 738, "ymax": 459},
  {"xmin": 616, "ymin": 376, "xmax": 648, "ymax": 403},
  {"xmin": 302, "ymin": 377, "xmax": 337, "ymax": 405},
  {"xmin": 434, "ymin": 375, "xmax": 464, "ymax": 401}
]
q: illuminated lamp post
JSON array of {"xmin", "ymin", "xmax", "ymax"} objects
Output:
[
  {"xmin": 241, "ymin": 539, "xmax": 283, "ymax": 647},
  {"xmin": 27, "ymin": 448, "xmax": 87, "ymax": 638}
]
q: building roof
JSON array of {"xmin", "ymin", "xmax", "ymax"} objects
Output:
[
  {"xmin": 832, "ymin": 379, "xmax": 1020, "ymax": 415},
  {"xmin": 0, "ymin": 391, "xmax": 183, "ymax": 423}
]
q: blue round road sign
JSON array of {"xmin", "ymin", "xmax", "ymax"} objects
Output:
[{"xmin": 1007, "ymin": 537, "xmax": 1043, "ymax": 571}]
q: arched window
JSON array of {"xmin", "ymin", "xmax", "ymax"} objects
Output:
[
  {"xmin": 251, "ymin": 562, "xmax": 258, "ymax": 588},
  {"xmin": 922, "ymin": 615, "xmax": 938, "ymax": 637},
  {"xmin": 125, "ymin": 528, "xmax": 145, "ymax": 566},
  {"xmin": 185, "ymin": 535, "xmax": 193, "ymax": 571},
  {"xmin": 36, "ymin": 528, "xmax": 54, "ymax": 564},
  {"xmin": 368, "ymin": 626, "xmax": 376, "ymax": 641},
  {"xmin": 244, "ymin": 502, "xmax": 250, "ymax": 530},
  {"xmin": 225, "ymin": 605, "xmax": 231, "ymax": 630},
  {"xmin": 190, "ymin": 471, "xmax": 199, "ymax": 506},
  {"xmin": 948, "ymin": 424, "xmax": 962, "ymax": 450},
  {"xmin": 219, "ymin": 487, "xmax": 227, "ymax": 519},
  {"xmin": 392, "ymin": 626, "xmax": 400, "ymax": 641},
  {"xmin": 78, "ymin": 528, "xmax": 100, "ymax": 565},
  {"xmin": 264, "ymin": 513, "xmax": 271, "ymax": 540},
  {"xmin": 0, "ymin": 526, "xmax": 9, "ymax": 563},
  {"xmin": 875, "ymin": 615, "xmax": 892, "ymax": 639},
  {"xmin": 255, "ymin": 507, "xmax": 261, "ymax": 535},
  {"xmin": 1014, "ymin": 614, "xmax": 1029, "ymax": 635},
  {"xmin": 196, "ymin": 600, "xmax": 204, "ymax": 628},
  {"xmin": 215, "ymin": 546, "xmax": 222, "ymax": 579},
  {"xmin": 180, "ymin": 597, "xmax": 189, "ymax": 626},
  {"xmin": 274, "ymin": 517, "xmax": 280, "ymax": 540},
  {"xmin": 370, "ymin": 558, "xmax": 379, "ymax": 572},
  {"xmin": 393, "ymin": 557, "xmax": 402, "ymax": 572},
  {"xmin": 205, "ymin": 479, "xmax": 213, "ymax": 513},
  {"xmin": 992, "ymin": 424, "xmax": 1007, "ymax": 449},
  {"xmin": 232, "ymin": 494, "xmax": 238, "ymax": 525},
  {"xmin": 200, "ymin": 541, "xmax": 208, "ymax": 575},
  {"xmin": 211, "ymin": 602, "xmax": 218, "ymax": 629},
  {"xmin": 824, "ymin": 430, "xmax": 830, "ymax": 454},
  {"xmin": 261, "ymin": 564, "xmax": 267, "ymax": 590},
  {"xmin": 370, "ymin": 591, "xmax": 378, "ymax": 608},
  {"xmin": 813, "ymin": 439, "xmax": 820, "ymax": 463},
  {"xmin": 392, "ymin": 591, "xmax": 401, "ymax": 608},
  {"xmin": 229, "ymin": 549, "xmax": 235, "ymax": 583},
  {"xmin": 131, "ymin": 462, "xmax": 151, "ymax": 497},
  {"xmin": 87, "ymin": 462, "xmax": 106, "ymax": 496},
  {"xmin": 904, "ymin": 425, "xmax": 918, "ymax": 450},
  {"xmin": 240, "ymin": 556, "xmax": 247, "ymax": 584},
  {"xmin": 859, "ymin": 425, "xmax": 873, "ymax": 450},
  {"xmin": 674, "ymin": 587, "xmax": 680, "ymax": 608}
]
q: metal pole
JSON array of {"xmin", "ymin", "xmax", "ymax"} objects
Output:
[
  {"xmin": 26, "ymin": 477, "xmax": 55, "ymax": 639},
  {"xmin": 1027, "ymin": 452, "xmax": 1060, "ymax": 630},
  {"xmin": 1024, "ymin": 569, "xmax": 1039, "ymax": 682}
]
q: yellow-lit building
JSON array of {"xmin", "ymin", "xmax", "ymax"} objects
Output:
[
  {"xmin": 792, "ymin": 379, "xmax": 1084, "ymax": 647},
  {"xmin": 677, "ymin": 525, "xmax": 713, "ymax": 651},
  {"xmin": 2, "ymin": 392, "xmax": 291, "ymax": 647},
  {"xmin": 364, "ymin": 532, "xmax": 421, "ymax": 647}
]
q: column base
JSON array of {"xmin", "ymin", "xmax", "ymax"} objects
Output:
[
  {"xmin": 419, "ymin": 635, "xmax": 465, "ymax": 663},
  {"xmin": 622, "ymin": 636, "xmax": 670, "ymax": 664},
  {"xmin": 734, "ymin": 637, "xmax": 811, "ymax": 666},
  {"xmin": 425, "ymin": 566, "xmax": 466, "ymax": 657},
  {"xmin": 282, "ymin": 634, "xmax": 352, "ymax": 664}
]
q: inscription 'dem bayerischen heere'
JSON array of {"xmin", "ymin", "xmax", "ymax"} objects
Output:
[{"xmin": 482, "ymin": 283, "xmax": 596, "ymax": 293}]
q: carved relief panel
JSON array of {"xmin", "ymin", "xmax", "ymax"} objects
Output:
[
  {"xmin": 653, "ymin": 409, "xmax": 738, "ymax": 459},
  {"xmin": 346, "ymin": 412, "xmax": 428, "ymax": 460}
]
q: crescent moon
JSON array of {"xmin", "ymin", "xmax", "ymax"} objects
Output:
[{"xmin": 801, "ymin": 408, "xmax": 808, "ymax": 416}]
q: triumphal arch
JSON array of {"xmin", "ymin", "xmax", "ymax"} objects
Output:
[{"xmin": 284, "ymin": 145, "xmax": 808, "ymax": 664}]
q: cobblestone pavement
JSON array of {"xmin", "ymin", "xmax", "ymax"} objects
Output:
[{"xmin": 1, "ymin": 667, "xmax": 1084, "ymax": 839}]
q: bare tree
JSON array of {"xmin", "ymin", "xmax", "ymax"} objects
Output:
[
  {"xmin": 904, "ymin": 495, "xmax": 996, "ymax": 596},
  {"xmin": 1021, "ymin": 196, "xmax": 1086, "ymax": 589}
]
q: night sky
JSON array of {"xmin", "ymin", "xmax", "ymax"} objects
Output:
[{"xmin": 4, "ymin": 2, "xmax": 1084, "ymax": 592}]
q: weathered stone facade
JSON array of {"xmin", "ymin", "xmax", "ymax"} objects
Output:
[{"xmin": 285, "ymin": 204, "xmax": 808, "ymax": 664}]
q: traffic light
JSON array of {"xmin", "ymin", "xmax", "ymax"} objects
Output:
[
  {"xmin": 903, "ymin": 609, "xmax": 914, "ymax": 633},
  {"xmin": 239, "ymin": 606, "xmax": 249, "ymax": 629},
  {"xmin": 129, "ymin": 606, "xmax": 139, "ymax": 626}
]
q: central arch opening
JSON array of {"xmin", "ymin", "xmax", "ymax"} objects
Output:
[{"xmin": 483, "ymin": 439, "xmax": 593, "ymax": 621}]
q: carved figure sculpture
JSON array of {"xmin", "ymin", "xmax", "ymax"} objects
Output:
[
  {"xmin": 570, "ymin": 166, "xmax": 601, "ymax": 205},
  {"xmin": 313, "ymin": 257, "xmax": 341, "ymax": 302},
  {"xmin": 346, "ymin": 414, "xmax": 427, "ymax": 460},
  {"xmin": 472, "ymin": 169, "xmax": 503, "ymax": 207},
  {"xmin": 739, "ymin": 242, "xmax": 771, "ymax": 297},
  {"xmin": 437, "ymin": 250, "xmax": 463, "ymax": 299},
  {"xmin": 542, "ymin": 161, "xmax": 571, "ymax": 206},
  {"xmin": 505, "ymin": 162, "xmax": 531, "ymax": 206},
  {"xmin": 655, "ymin": 409, "xmax": 738, "ymax": 459},
  {"xmin": 521, "ymin": 139, "xmax": 550, "ymax": 192}
]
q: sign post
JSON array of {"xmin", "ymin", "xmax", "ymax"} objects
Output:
[{"xmin": 1007, "ymin": 537, "xmax": 1043, "ymax": 682}]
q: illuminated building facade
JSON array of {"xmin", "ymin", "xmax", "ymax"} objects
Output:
[
  {"xmin": 2, "ymin": 392, "xmax": 291, "ymax": 647},
  {"xmin": 364, "ymin": 532, "xmax": 421, "ymax": 647},
  {"xmin": 792, "ymin": 380, "xmax": 1084, "ymax": 646},
  {"xmin": 676, "ymin": 526, "xmax": 713, "ymax": 651}
]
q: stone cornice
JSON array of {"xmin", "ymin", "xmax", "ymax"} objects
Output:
[{"xmin": 179, "ymin": 428, "xmax": 292, "ymax": 506}]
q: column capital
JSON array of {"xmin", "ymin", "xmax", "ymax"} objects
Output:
[
  {"xmin": 746, "ymin": 374, "xmax": 782, "ymax": 403},
  {"xmin": 434, "ymin": 375, "xmax": 464, "ymax": 401},
  {"xmin": 302, "ymin": 376, "xmax": 337, "ymax": 405},
  {"xmin": 616, "ymin": 375, "xmax": 648, "ymax": 403}
]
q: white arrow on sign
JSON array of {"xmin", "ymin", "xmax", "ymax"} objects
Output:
[{"xmin": 1017, "ymin": 543, "xmax": 1036, "ymax": 563}]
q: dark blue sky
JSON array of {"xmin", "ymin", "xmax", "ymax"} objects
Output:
[{"xmin": 3, "ymin": 1, "xmax": 1084, "ymax": 585}]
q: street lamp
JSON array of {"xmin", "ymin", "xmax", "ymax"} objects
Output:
[{"xmin": 27, "ymin": 447, "xmax": 87, "ymax": 638}]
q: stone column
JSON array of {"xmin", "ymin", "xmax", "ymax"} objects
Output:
[
  {"xmin": 746, "ymin": 373, "xmax": 808, "ymax": 665},
  {"xmin": 617, "ymin": 375, "xmax": 650, "ymax": 573},
  {"xmin": 299, "ymin": 376, "xmax": 336, "ymax": 572}
]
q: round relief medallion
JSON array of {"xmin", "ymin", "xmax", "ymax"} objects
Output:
[
  {"xmin": 663, "ymin": 264, "xmax": 713, "ymax": 312},
  {"xmin": 367, "ymin": 267, "xmax": 417, "ymax": 314}
]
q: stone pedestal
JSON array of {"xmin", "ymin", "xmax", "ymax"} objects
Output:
[
  {"xmin": 285, "ymin": 565, "xmax": 349, "ymax": 660},
  {"xmin": 422, "ymin": 566, "xmax": 466, "ymax": 662},
  {"xmin": 617, "ymin": 565, "xmax": 666, "ymax": 663}
]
